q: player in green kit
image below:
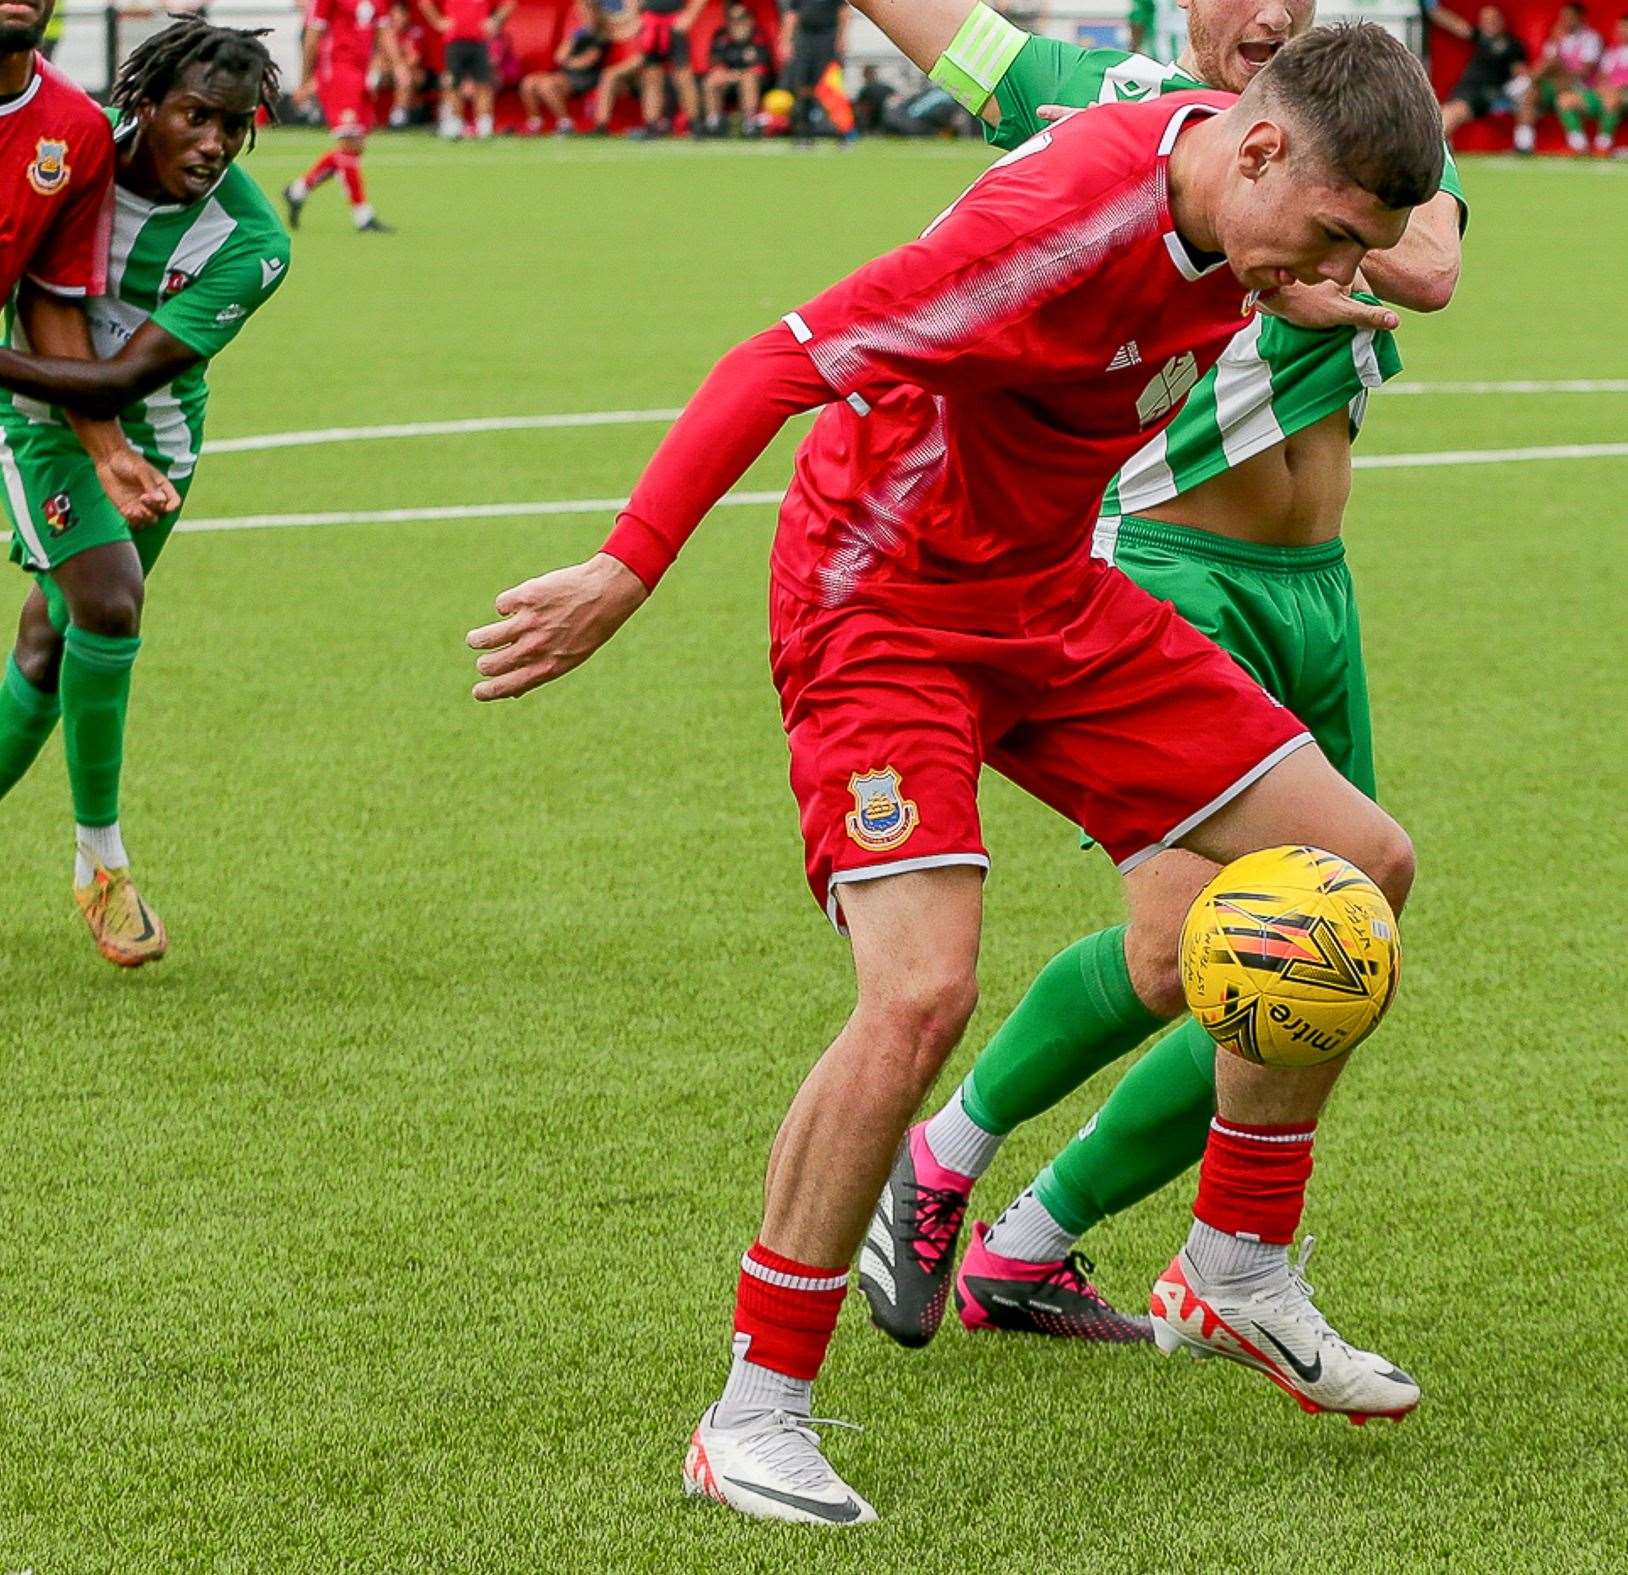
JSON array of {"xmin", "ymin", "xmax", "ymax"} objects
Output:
[
  {"xmin": 0, "ymin": 19, "xmax": 289, "ymax": 966},
  {"xmin": 851, "ymin": 0, "xmax": 1470, "ymax": 1371}
]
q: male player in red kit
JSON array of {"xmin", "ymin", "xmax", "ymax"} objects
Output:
[
  {"xmin": 469, "ymin": 26, "xmax": 1444, "ymax": 1526},
  {"xmin": 285, "ymin": 0, "xmax": 398, "ymax": 233}
]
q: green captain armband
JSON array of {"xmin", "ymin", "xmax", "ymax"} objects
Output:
[{"xmin": 930, "ymin": 2, "xmax": 1029, "ymax": 115}]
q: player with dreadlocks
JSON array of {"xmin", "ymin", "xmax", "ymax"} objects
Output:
[{"xmin": 0, "ymin": 18, "xmax": 291, "ymax": 967}]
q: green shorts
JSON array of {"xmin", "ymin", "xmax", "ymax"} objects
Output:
[
  {"xmin": 1081, "ymin": 514, "xmax": 1375, "ymax": 849},
  {"xmin": 1538, "ymin": 81, "xmax": 1603, "ymax": 117},
  {"xmin": 1, "ymin": 420, "xmax": 190, "ymax": 587}
]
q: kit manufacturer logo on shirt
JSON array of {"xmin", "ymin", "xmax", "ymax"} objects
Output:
[{"xmin": 1107, "ymin": 340, "xmax": 1141, "ymax": 370}]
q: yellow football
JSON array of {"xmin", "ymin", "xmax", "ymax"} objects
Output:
[{"xmin": 1180, "ymin": 845, "xmax": 1401, "ymax": 1069}]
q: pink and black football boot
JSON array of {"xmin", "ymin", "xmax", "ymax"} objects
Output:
[
  {"xmin": 954, "ymin": 1220, "xmax": 1153, "ymax": 1342},
  {"xmin": 857, "ymin": 1123, "xmax": 974, "ymax": 1348}
]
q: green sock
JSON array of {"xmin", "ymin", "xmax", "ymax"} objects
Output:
[
  {"xmin": 60, "ymin": 626, "xmax": 140, "ymax": 828},
  {"xmin": 1601, "ymin": 107, "xmax": 1620, "ymax": 140},
  {"xmin": 0, "ymin": 652, "xmax": 62, "ymax": 800},
  {"xmin": 1558, "ymin": 105, "xmax": 1584, "ymax": 137},
  {"xmin": 1034, "ymin": 1017, "xmax": 1217, "ymax": 1236},
  {"xmin": 962, "ymin": 925, "xmax": 1166, "ymax": 1136}
]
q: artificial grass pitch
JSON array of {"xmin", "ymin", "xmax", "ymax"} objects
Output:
[{"xmin": 0, "ymin": 134, "xmax": 1622, "ymax": 1570}]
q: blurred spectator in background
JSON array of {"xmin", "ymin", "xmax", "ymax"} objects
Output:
[
  {"xmin": 779, "ymin": 0, "xmax": 846, "ymax": 142},
  {"xmin": 1127, "ymin": 0, "xmax": 1186, "ymax": 63},
  {"xmin": 1431, "ymin": 4, "xmax": 1528, "ymax": 137},
  {"xmin": 632, "ymin": 0, "xmax": 703, "ymax": 135},
  {"xmin": 425, "ymin": 0, "xmax": 513, "ymax": 137},
  {"xmin": 384, "ymin": 0, "xmax": 432, "ymax": 126},
  {"xmin": 702, "ymin": 1, "xmax": 769, "ymax": 134},
  {"xmin": 591, "ymin": 0, "xmax": 646, "ymax": 130},
  {"xmin": 489, "ymin": 20, "xmax": 525, "ymax": 100},
  {"xmin": 1592, "ymin": 15, "xmax": 1627, "ymax": 151},
  {"xmin": 520, "ymin": 5, "xmax": 607, "ymax": 131},
  {"xmin": 853, "ymin": 63, "xmax": 895, "ymax": 133},
  {"xmin": 1516, "ymin": 1, "xmax": 1602, "ymax": 152}
]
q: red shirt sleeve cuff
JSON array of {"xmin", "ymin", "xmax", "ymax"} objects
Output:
[{"xmin": 602, "ymin": 512, "xmax": 672, "ymax": 592}]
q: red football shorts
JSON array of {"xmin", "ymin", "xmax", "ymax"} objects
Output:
[
  {"xmin": 769, "ymin": 564, "xmax": 1313, "ymax": 929},
  {"xmin": 639, "ymin": 13, "xmax": 690, "ymax": 65},
  {"xmin": 318, "ymin": 67, "xmax": 374, "ymax": 134}
]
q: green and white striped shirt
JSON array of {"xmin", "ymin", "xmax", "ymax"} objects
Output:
[
  {"xmin": 959, "ymin": 28, "xmax": 1468, "ymax": 515},
  {"xmin": 1, "ymin": 111, "xmax": 290, "ymax": 479}
]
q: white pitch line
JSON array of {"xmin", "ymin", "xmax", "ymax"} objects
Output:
[
  {"xmin": 203, "ymin": 408, "xmax": 686, "ymax": 454},
  {"xmin": 1386, "ymin": 378, "xmax": 1628, "ymax": 395},
  {"xmin": 173, "ymin": 490, "xmax": 786, "ymax": 533},
  {"xmin": 199, "ymin": 380, "xmax": 1628, "ymax": 458},
  {"xmin": 166, "ymin": 441, "xmax": 1628, "ymax": 534},
  {"xmin": 1351, "ymin": 441, "xmax": 1628, "ymax": 470}
]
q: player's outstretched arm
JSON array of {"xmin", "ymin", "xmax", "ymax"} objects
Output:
[
  {"xmin": 847, "ymin": 0, "xmax": 1021, "ymax": 128},
  {"xmin": 845, "ymin": 0, "xmax": 976, "ymax": 79},
  {"xmin": 0, "ymin": 309, "xmax": 201, "ymax": 424},
  {"xmin": 467, "ymin": 327, "xmax": 833, "ymax": 702}
]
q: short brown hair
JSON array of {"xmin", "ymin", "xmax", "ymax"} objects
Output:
[{"xmin": 1246, "ymin": 22, "xmax": 1445, "ymax": 212}]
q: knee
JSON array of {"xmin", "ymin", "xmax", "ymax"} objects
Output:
[
  {"xmin": 1366, "ymin": 822, "xmax": 1416, "ymax": 915},
  {"xmin": 68, "ymin": 577, "xmax": 143, "ymax": 640},
  {"xmin": 1124, "ymin": 923, "xmax": 1187, "ymax": 1020},
  {"xmin": 862, "ymin": 972, "xmax": 979, "ymax": 1098}
]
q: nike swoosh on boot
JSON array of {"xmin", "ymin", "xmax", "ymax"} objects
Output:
[{"xmin": 722, "ymin": 1476, "xmax": 866, "ymax": 1523}]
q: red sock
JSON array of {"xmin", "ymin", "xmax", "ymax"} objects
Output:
[
  {"xmin": 1193, "ymin": 1118, "xmax": 1316, "ymax": 1244},
  {"xmin": 335, "ymin": 146, "xmax": 366, "ymax": 207},
  {"xmin": 300, "ymin": 148, "xmax": 341, "ymax": 188},
  {"xmin": 733, "ymin": 1241, "xmax": 848, "ymax": 1379}
]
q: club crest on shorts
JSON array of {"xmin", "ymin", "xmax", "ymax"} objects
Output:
[
  {"xmin": 844, "ymin": 768, "xmax": 918, "ymax": 852},
  {"xmin": 27, "ymin": 138, "xmax": 69, "ymax": 196},
  {"xmin": 43, "ymin": 492, "xmax": 75, "ymax": 536}
]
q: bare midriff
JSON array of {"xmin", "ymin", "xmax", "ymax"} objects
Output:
[{"xmin": 1137, "ymin": 407, "xmax": 1354, "ymax": 546}]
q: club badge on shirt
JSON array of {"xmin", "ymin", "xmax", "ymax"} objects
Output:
[
  {"xmin": 1135, "ymin": 352, "xmax": 1199, "ymax": 427},
  {"xmin": 26, "ymin": 138, "xmax": 70, "ymax": 197},
  {"xmin": 845, "ymin": 768, "xmax": 919, "ymax": 852}
]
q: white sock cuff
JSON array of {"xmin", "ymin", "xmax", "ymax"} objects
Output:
[
  {"xmin": 921, "ymin": 1084, "xmax": 1004, "ymax": 1179},
  {"xmin": 1210, "ymin": 1118, "xmax": 1316, "ymax": 1145},
  {"xmin": 739, "ymin": 1254, "xmax": 848, "ymax": 1294}
]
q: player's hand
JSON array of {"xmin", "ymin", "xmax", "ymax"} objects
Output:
[
  {"xmin": 1256, "ymin": 281, "xmax": 1399, "ymax": 333},
  {"xmin": 292, "ymin": 78, "xmax": 316, "ymax": 108},
  {"xmin": 94, "ymin": 448, "xmax": 181, "ymax": 529},
  {"xmin": 466, "ymin": 552, "xmax": 648, "ymax": 701},
  {"xmin": 1034, "ymin": 103, "xmax": 1087, "ymax": 126}
]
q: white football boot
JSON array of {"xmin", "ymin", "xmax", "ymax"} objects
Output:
[
  {"xmin": 683, "ymin": 1406, "xmax": 879, "ymax": 1525},
  {"xmin": 1150, "ymin": 1237, "xmax": 1420, "ymax": 1425}
]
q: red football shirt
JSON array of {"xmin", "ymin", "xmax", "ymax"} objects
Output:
[
  {"xmin": 307, "ymin": 0, "xmax": 384, "ymax": 75},
  {"xmin": 0, "ymin": 56, "xmax": 114, "ymax": 303},
  {"xmin": 441, "ymin": 0, "xmax": 493, "ymax": 43},
  {"xmin": 606, "ymin": 94, "xmax": 1255, "ymax": 625}
]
